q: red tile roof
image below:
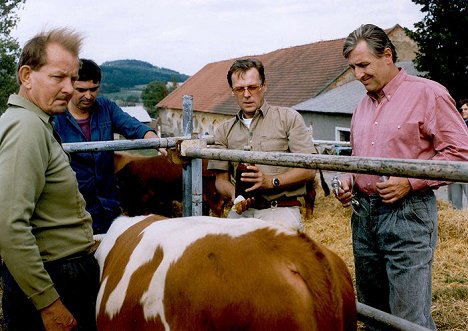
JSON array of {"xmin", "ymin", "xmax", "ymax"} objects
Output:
[
  {"xmin": 157, "ymin": 26, "xmax": 400, "ymax": 115},
  {"xmin": 158, "ymin": 37, "xmax": 349, "ymax": 115}
]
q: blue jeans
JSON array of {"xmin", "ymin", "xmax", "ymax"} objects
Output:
[
  {"xmin": 447, "ymin": 182, "xmax": 468, "ymax": 209},
  {"xmin": 351, "ymin": 191, "xmax": 437, "ymax": 330},
  {"xmin": 2, "ymin": 253, "xmax": 100, "ymax": 331}
]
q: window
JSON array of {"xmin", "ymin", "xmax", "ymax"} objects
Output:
[{"xmin": 335, "ymin": 127, "xmax": 350, "ymax": 142}]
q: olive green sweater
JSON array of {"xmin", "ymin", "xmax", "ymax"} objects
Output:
[{"xmin": 0, "ymin": 95, "xmax": 94, "ymax": 310}]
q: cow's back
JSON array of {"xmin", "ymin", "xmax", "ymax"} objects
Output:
[{"xmin": 95, "ymin": 216, "xmax": 356, "ymax": 331}]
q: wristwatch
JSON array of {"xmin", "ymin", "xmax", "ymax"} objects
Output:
[{"xmin": 272, "ymin": 177, "xmax": 280, "ymax": 188}]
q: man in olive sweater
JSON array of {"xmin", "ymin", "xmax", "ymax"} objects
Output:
[{"xmin": 0, "ymin": 28, "xmax": 99, "ymax": 330}]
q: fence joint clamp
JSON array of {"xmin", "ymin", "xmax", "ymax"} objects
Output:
[{"xmin": 178, "ymin": 138, "xmax": 207, "ymax": 157}]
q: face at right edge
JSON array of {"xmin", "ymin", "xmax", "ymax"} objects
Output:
[{"xmin": 461, "ymin": 103, "xmax": 468, "ymax": 119}]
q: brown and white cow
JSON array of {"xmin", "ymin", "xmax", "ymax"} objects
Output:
[{"xmin": 95, "ymin": 215, "xmax": 356, "ymax": 330}]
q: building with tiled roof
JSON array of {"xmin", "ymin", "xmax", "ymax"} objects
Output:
[{"xmin": 157, "ymin": 24, "xmax": 418, "ymax": 138}]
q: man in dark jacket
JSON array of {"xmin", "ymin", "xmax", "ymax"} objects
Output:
[{"xmin": 54, "ymin": 59, "xmax": 161, "ymax": 234}]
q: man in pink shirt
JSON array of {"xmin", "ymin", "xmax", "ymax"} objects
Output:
[{"xmin": 335, "ymin": 24, "xmax": 468, "ymax": 330}]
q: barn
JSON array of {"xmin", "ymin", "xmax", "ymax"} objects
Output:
[{"xmin": 156, "ymin": 24, "xmax": 418, "ymax": 142}]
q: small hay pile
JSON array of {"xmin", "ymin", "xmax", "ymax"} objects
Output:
[{"xmin": 302, "ymin": 190, "xmax": 468, "ymax": 331}]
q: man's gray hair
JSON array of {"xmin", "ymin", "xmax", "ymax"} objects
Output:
[
  {"xmin": 17, "ymin": 27, "xmax": 83, "ymax": 84},
  {"xmin": 342, "ymin": 24, "xmax": 398, "ymax": 62}
]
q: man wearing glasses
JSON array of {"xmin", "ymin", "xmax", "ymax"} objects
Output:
[
  {"xmin": 208, "ymin": 58, "xmax": 317, "ymax": 231},
  {"xmin": 53, "ymin": 59, "xmax": 163, "ymax": 234}
]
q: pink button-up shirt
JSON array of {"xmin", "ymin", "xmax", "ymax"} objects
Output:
[{"xmin": 350, "ymin": 68, "xmax": 468, "ymax": 194}]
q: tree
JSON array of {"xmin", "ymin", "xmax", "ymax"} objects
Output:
[
  {"xmin": 125, "ymin": 95, "xmax": 140, "ymax": 106},
  {"xmin": 407, "ymin": 0, "xmax": 468, "ymax": 103},
  {"xmin": 141, "ymin": 81, "xmax": 168, "ymax": 118},
  {"xmin": 0, "ymin": 0, "xmax": 25, "ymax": 113},
  {"xmin": 168, "ymin": 75, "xmax": 179, "ymax": 93}
]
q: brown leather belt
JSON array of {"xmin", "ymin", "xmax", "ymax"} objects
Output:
[{"xmin": 255, "ymin": 197, "xmax": 302, "ymax": 210}]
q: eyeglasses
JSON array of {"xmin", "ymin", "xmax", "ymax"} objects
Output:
[{"xmin": 232, "ymin": 85, "xmax": 262, "ymax": 95}]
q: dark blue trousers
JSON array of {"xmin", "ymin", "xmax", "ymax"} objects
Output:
[{"xmin": 1, "ymin": 253, "xmax": 100, "ymax": 331}]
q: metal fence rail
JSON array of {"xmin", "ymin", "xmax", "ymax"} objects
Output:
[
  {"xmin": 63, "ymin": 137, "xmax": 468, "ymax": 183},
  {"xmin": 357, "ymin": 303, "xmax": 431, "ymax": 331},
  {"xmin": 62, "ymin": 136, "xmax": 345, "ymax": 153},
  {"xmin": 62, "ymin": 136, "xmax": 186, "ymax": 153},
  {"xmin": 182, "ymin": 144, "xmax": 468, "ymax": 182}
]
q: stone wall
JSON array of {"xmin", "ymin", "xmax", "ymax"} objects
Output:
[{"xmin": 160, "ymin": 108, "xmax": 230, "ymax": 136}]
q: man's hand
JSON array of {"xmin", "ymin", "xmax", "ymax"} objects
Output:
[
  {"xmin": 240, "ymin": 165, "xmax": 267, "ymax": 192},
  {"xmin": 240, "ymin": 166, "xmax": 314, "ymax": 192},
  {"xmin": 143, "ymin": 131, "xmax": 167, "ymax": 156},
  {"xmin": 376, "ymin": 177, "xmax": 411, "ymax": 203},
  {"xmin": 156, "ymin": 148, "xmax": 168, "ymax": 156},
  {"xmin": 334, "ymin": 177, "xmax": 353, "ymax": 208},
  {"xmin": 40, "ymin": 299, "xmax": 77, "ymax": 331},
  {"xmin": 215, "ymin": 172, "xmax": 236, "ymax": 202},
  {"xmin": 233, "ymin": 196, "xmax": 255, "ymax": 214}
]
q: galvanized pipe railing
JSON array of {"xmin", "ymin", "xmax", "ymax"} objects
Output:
[
  {"xmin": 314, "ymin": 139, "xmax": 351, "ymax": 146},
  {"xmin": 182, "ymin": 95, "xmax": 203, "ymax": 216},
  {"xmin": 357, "ymin": 303, "xmax": 432, "ymax": 331},
  {"xmin": 63, "ymin": 138, "xmax": 468, "ymax": 183},
  {"xmin": 183, "ymin": 146, "xmax": 468, "ymax": 182},
  {"xmin": 62, "ymin": 136, "xmax": 185, "ymax": 153}
]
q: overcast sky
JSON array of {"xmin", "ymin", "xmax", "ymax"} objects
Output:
[{"xmin": 12, "ymin": 0, "xmax": 425, "ymax": 76}]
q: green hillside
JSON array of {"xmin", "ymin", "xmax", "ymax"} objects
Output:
[{"xmin": 100, "ymin": 59, "xmax": 189, "ymax": 94}]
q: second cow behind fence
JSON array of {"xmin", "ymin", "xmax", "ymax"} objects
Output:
[
  {"xmin": 114, "ymin": 152, "xmax": 319, "ymax": 219},
  {"xmin": 114, "ymin": 152, "xmax": 227, "ymax": 217}
]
